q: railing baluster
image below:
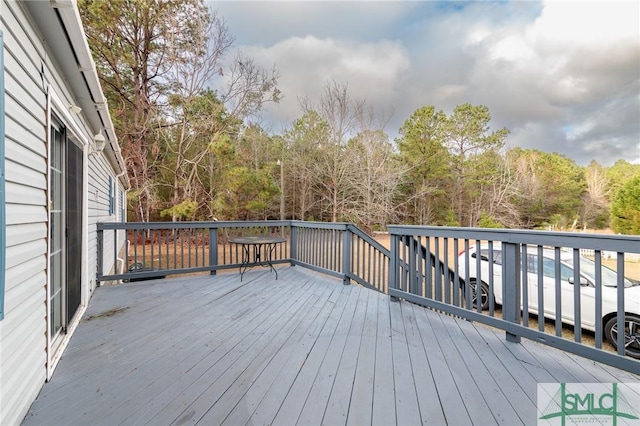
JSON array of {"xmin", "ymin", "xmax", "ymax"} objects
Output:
[
  {"xmin": 502, "ymin": 241, "xmax": 521, "ymax": 343},
  {"xmin": 573, "ymin": 248, "xmax": 581, "ymax": 343},
  {"xmin": 537, "ymin": 245, "xmax": 544, "ymax": 332},
  {"xmin": 290, "ymin": 225, "xmax": 297, "ymax": 265},
  {"xmin": 443, "ymin": 238, "xmax": 450, "ymax": 304},
  {"xmin": 464, "ymin": 239, "xmax": 471, "ymax": 309},
  {"xmin": 342, "ymin": 227, "xmax": 351, "ymax": 285},
  {"xmin": 209, "ymin": 228, "xmax": 218, "ymax": 275},
  {"xmin": 95, "ymin": 222, "xmax": 640, "ymax": 376},
  {"xmin": 594, "ymin": 250, "xmax": 602, "ymax": 348},
  {"xmin": 435, "ymin": 237, "xmax": 441, "ymax": 302},
  {"xmin": 389, "ymin": 234, "xmax": 398, "ymax": 299},
  {"xmin": 554, "ymin": 247, "xmax": 562, "ymax": 337},
  {"xmin": 453, "ymin": 238, "xmax": 460, "ymax": 307},
  {"xmin": 521, "ymin": 244, "xmax": 528, "ymax": 326},
  {"xmin": 616, "ymin": 253, "xmax": 625, "ymax": 356}
]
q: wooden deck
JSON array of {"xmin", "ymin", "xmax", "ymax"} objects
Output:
[{"xmin": 23, "ymin": 267, "xmax": 639, "ymax": 425}]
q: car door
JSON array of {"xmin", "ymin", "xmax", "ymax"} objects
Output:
[
  {"xmin": 538, "ymin": 257, "xmax": 596, "ymax": 330},
  {"xmin": 476, "ymin": 248, "xmax": 503, "ymax": 304},
  {"xmin": 537, "ymin": 256, "xmax": 568, "ymax": 322},
  {"xmin": 561, "ymin": 266, "xmax": 597, "ymax": 330},
  {"xmin": 525, "ymin": 253, "xmax": 542, "ymax": 315}
]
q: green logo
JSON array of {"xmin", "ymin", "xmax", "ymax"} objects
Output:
[{"xmin": 538, "ymin": 383, "xmax": 640, "ymax": 425}]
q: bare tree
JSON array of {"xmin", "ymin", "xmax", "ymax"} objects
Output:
[
  {"xmin": 283, "ymin": 111, "xmax": 327, "ymax": 220},
  {"xmin": 301, "ymin": 81, "xmax": 364, "ymax": 222},
  {"xmin": 581, "ymin": 160, "xmax": 610, "ymax": 229},
  {"xmin": 346, "ymin": 129, "xmax": 404, "ymax": 231},
  {"xmin": 473, "ymin": 153, "xmax": 521, "ymax": 227}
]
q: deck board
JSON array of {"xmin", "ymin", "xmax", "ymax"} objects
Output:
[
  {"xmin": 412, "ymin": 304, "xmax": 472, "ymax": 425},
  {"xmin": 322, "ymin": 285, "xmax": 370, "ymax": 425},
  {"xmin": 388, "ymin": 299, "xmax": 422, "ymax": 426},
  {"xmin": 145, "ymin": 274, "xmax": 322, "ymax": 424},
  {"xmin": 32, "ymin": 271, "xmax": 302, "ymax": 424},
  {"xmin": 199, "ymin": 279, "xmax": 339, "ymax": 424},
  {"xmin": 401, "ymin": 303, "xmax": 447, "ymax": 425},
  {"xmin": 295, "ymin": 284, "xmax": 363, "ymax": 425},
  {"xmin": 346, "ymin": 289, "xmax": 378, "ymax": 426},
  {"xmin": 22, "ymin": 266, "xmax": 640, "ymax": 426},
  {"xmin": 444, "ymin": 313, "xmax": 526, "ymax": 424},
  {"xmin": 371, "ymin": 290, "xmax": 396, "ymax": 426},
  {"xmin": 224, "ymin": 282, "xmax": 347, "ymax": 425},
  {"xmin": 426, "ymin": 307, "xmax": 496, "ymax": 423},
  {"xmin": 270, "ymin": 282, "xmax": 354, "ymax": 426},
  {"xmin": 458, "ymin": 320, "xmax": 537, "ymax": 422}
]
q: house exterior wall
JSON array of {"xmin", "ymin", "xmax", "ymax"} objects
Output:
[
  {"xmin": 88, "ymin": 157, "xmax": 128, "ymax": 280},
  {"xmin": 0, "ymin": 1, "xmax": 128, "ymax": 424},
  {"xmin": 1, "ymin": 3, "xmax": 49, "ymax": 423}
]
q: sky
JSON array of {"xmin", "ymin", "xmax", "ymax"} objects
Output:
[{"xmin": 211, "ymin": 1, "xmax": 640, "ymax": 166}]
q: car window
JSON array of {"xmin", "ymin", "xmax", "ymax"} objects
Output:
[
  {"xmin": 526, "ymin": 254, "xmax": 539, "ymax": 274},
  {"xmin": 474, "ymin": 249, "xmax": 503, "ymax": 265},
  {"xmin": 540, "ymin": 257, "xmax": 573, "ymax": 282}
]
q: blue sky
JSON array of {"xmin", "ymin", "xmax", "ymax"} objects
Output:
[{"xmin": 212, "ymin": 1, "xmax": 640, "ymax": 166}]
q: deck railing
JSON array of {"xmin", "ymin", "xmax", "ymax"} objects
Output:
[
  {"xmin": 387, "ymin": 225, "xmax": 640, "ymax": 373},
  {"xmin": 97, "ymin": 220, "xmax": 389, "ymax": 294},
  {"xmin": 97, "ymin": 220, "xmax": 640, "ymax": 372}
]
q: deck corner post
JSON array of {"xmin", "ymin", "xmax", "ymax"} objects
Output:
[
  {"xmin": 96, "ymin": 226, "xmax": 103, "ymax": 286},
  {"xmin": 389, "ymin": 233, "xmax": 399, "ymax": 301},
  {"xmin": 209, "ymin": 227, "xmax": 218, "ymax": 275},
  {"xmin": 342, "ymin": 225, "xmax": 351, "ymax": 285},
  {"xmin": 502, "ymin": 241, "xmax": 521, "ymax": 343},
  {"xmin": 290, "ymin": 223, "xmax": 297, "ymax": 266}
]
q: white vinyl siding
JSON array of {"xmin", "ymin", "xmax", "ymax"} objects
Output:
[
  {"xmin": 1, "ymin": 1, "xmax": 128, "ymax": 423},
  {"xmin": 1, "ymin": 29, "xmax": 6, "ymax": 321},
  {"xmin": 0, "ymin": 2, "xmax": 48, "ymax": 424}
]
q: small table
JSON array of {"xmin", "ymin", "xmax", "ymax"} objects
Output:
[{"xmin": 228, "ymin": 236, "xmax": 287, "ymax": 281}]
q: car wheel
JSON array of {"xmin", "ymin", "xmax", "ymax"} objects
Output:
[
  {"xmin": 604, "ymin": 315, "xmax": 640, "ymax": 359},
  {"xmin": 464, "ymin": 279, "xmax": 490, "ymax": 311}
]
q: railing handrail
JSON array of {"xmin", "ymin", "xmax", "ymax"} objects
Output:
[
  {"xmin": 97, "ymin": 220, "xmax": 390, "ymax": 294},
  {"xmin": 346, "ymin": 224, "xmax": 390, "ymax": 257},
  {"xmin": 387, "ymin": 227, "xmax": 640, "ymax": 374},
  {"xmin": 97, "ymin": 220, "xmax": 291, "ymax": 230},
  {"xmin": 387, "ymin": 225, "xmax": 640, "ymax": 253},
  {"xmin": 96, "ymin": 220, "xmax": 640, "ymax": 372}
]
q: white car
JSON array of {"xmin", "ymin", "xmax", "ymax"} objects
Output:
[{"xmin": 458, "ymin": 245, "xmax": 640, "ymax": 358}]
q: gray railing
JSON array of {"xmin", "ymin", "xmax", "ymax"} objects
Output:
[
  {"xmin": 289, "ymin": 222, "xmax": 389, "ymax": 292},
  {"xmin": 97, "ymin": 220, "xmax": 640, "ymax": 372},
  {"xmin": 97, "ymin": 220, "xmax": 389, "ymax": 294},
  {"xmin": 387, "ymin": 225, "xmax": 640, "ymax": 373}
]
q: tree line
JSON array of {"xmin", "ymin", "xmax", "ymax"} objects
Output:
[{"xmin": 79, "ymin": 0, "xmax": 640, "ymax": 234}]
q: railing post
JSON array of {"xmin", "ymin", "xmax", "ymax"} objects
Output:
[
  {"xmin": 96, "ymin": 226, "xmax": 103, "ymax": 286},
  {"xmin": 290, "ymin": 223, "xmax": 297, "ymax": 266},
  {"xmin": 342, "ymin": 226, "xmax": 351, "ymax": 285},
  {"xmin": 389, "ymin": 234, "xmax": 399, "ymax": 301},
  {"xmin": 502, "ymin": 241, "xmax": 521, "ymax": 343},
  {"xmin": 209, "ymin": 227, "xmax": 218, "ymax": 275}
]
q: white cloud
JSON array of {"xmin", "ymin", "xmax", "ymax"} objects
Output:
[
  {"xmin": 453, "ymin": 0, "xmax": 640, "ymax": 164},
  {"xmin": 212, "ymin": 1, "xmax": 640, "ymax": 165},
  {"xmin": 240, "ymin": 35, "xmax": 411, "ymax": 128},
  {"xmin": 531, "ymin": 1, "xmax": 638, "ymax": 46}
]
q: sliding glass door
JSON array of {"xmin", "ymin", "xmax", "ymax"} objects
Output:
[{"xmin": 49, "ymin": 117, "xmax": 83, "ymax": 348}]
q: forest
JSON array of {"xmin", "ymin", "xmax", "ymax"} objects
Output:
[{"xmin": 78, "ymin": 0, "xmax": 640, "ymax": 235}]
